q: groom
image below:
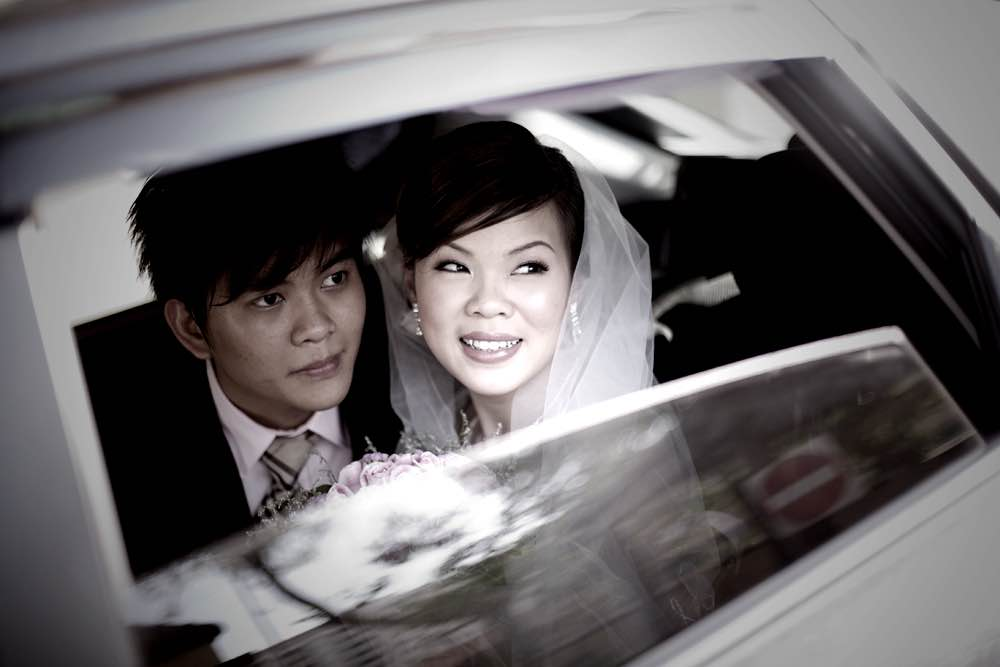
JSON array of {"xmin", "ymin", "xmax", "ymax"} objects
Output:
[{"xmin": 83, "ymin": 140, "xmax": 399, "ymax": 576}]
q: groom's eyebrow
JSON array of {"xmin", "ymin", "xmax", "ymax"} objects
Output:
[
  {"xmin": 247, "ymin": 247, "xmax": 354, "ymax": 292},
  {"xmin": 317, "ymin": 247, "xmax": 354, "ymax": 272}
]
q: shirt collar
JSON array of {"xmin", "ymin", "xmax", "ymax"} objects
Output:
[{"xmin": 206, "ymin": 362, "xmax": 346, "ymax": 474}]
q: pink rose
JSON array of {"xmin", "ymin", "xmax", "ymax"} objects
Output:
[
  {"xmin": 360, "ymin": 460, "xmax": 394, "ymax": 487},
  {"xmin": 328, "ymin": 482, "xmax": 355, "ymax": 498},
  {"xmin": 388, "ymin": 453, "xmax": 415, "ymax": 467},
  {"xmin": 336, "ymin": 460, "xmax": 364, "ymax": 493},
  {"xmin": 388, "ymin": 461, "xmax": 421, "ymax": 481},
  {"xmin": 411, "ymin": 451, "xmax": 444, "ymax": 470}
]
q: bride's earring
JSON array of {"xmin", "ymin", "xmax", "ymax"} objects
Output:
[
  {"xmin": 569, "ymin": 301, "xmax": 583, "ymax": 342},
  {"xmin": 412, "ymin": 302, "xmax": 423, "ymax": 337}
]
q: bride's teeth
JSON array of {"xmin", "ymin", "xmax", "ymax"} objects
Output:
[{"xmin": 462, "ymin": 338, "xmax": 520, "ymax": 352}]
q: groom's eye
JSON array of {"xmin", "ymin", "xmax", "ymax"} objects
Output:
[
  {"xmin": 435, "ymin": 261, "xmax": 468, "ymax": 273},
  {"xmin": 322, "ymin": 270, "xmax": 348, "ymax": 287},
  {"xmin": 251, "ymin": 292, "xmax": 284, "ymax": 308}
]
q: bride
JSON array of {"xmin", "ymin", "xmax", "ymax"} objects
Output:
[
  {"xmin": 377, "ymin": 119, "xmax": 654, "ymax": 444},
  {"xmin": 372, "ymin": 120, "xmax": 719, "ymax": 662}
]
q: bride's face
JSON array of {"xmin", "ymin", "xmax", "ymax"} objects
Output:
[{"xmin": 411, "ymin": 202, "xmax": 573, "ymax": 403}]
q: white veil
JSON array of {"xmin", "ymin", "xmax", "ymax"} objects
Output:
[
  {"xmin": 512, "ymin": 142, "xmax": 655, "ymax": 430},
  {"xmin": 373, "ymin": 220, "xmax": 460, "ymax": 446},
  {"xmin": 374, "ymin": 138, "xmax": 654, "ymax": 444}
]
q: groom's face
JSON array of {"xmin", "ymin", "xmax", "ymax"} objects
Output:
[{"xmin": 202, "ymin": 248, "xmax": 366, "ymax": 430}]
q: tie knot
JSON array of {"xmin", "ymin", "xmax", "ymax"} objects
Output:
[{"xmin": 261, "ymin": 432, "xmax": 316, "ymax": 491}]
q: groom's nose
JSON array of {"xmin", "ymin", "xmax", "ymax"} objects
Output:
[
  {"xmin": 291, "ymin": 294, "xmax": 335, "ymax": 344},
  {"xmin": 466, "ymin": 273, "xmax": 511, "ymax": 318}
]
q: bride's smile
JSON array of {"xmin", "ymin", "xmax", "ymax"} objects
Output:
[{"xmin": 460, "ymin": 333, "xmax": 522, "ymax": 360}]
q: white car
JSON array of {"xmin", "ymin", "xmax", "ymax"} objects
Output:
[{"xmin": 2, "ymin": 1, "xmax": 999, "ymax": 665}]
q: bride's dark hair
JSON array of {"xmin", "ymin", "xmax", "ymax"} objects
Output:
[{"xmin": 395, "ymin": 120, "xmax": 584, "ymax": 266}]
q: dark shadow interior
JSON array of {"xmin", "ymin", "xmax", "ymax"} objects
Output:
[{"xmin": 628, "ymin": 139, "xmax": 998, "ymax": 437}]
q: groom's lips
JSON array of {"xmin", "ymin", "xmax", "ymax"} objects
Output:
[
  {"xmin": 460, "ymin": 332, "xmax": 522, "ymax": 363},
  {"xmin": 292, "ymin": 353, "xmax": 341, "ymax": 379}
]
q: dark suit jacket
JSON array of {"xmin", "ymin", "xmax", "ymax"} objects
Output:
[{"xmin": 76, "ymin": 295, "xmax": 400, "ymax": 578}]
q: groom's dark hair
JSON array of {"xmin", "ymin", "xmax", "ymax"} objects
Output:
[
  {"xmin": 129, "ymin": 138, "xmax": 371, "ymax": 329},
  {"xmin": 396, "ymin": 120, "xmax": 584, "ymax": 267}
]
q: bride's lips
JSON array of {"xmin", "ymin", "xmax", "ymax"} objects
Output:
[
  {"xmin": 459, "ymin": 332, "xmax": 522, "ymax": 363},
  {"xmin": 291, "ymin": 353, "xmax": 342, "ymax": 379}
]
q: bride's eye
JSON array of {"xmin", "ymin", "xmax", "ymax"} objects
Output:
[
  {"xmin": 251, "ymin": 292, "xmax": 284, "ymax": 308},
  {"xmin": 435, "ymin": 261, "xmax": 468, "ymax": 273},
  {"xmin": 512, "ymin": 261, "xmax": 549, "ymax": 275}
]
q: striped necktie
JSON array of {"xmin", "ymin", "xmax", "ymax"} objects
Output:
[{"xmin": 261, "ymin": 431, "xmax": 317, "ymax": 494}]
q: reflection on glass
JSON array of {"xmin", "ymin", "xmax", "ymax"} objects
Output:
[{"xmin": 128, "ymin": 328, "xmax": 979, "ymax": 665}]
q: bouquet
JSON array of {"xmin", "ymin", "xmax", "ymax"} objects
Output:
[
  {"xmin": 328, "ymin": 450, "xmax": 480, "ymax": 499},
  {"xmin": 245, "ymin": 443, "xmax": 538, "ymax": 626},
  {"xmin": 255, "ymin": 411, "xmax": 488, "ymax": 524}
]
